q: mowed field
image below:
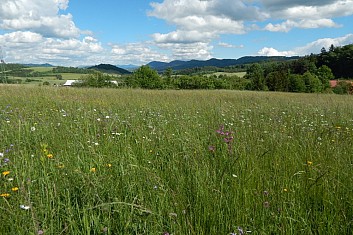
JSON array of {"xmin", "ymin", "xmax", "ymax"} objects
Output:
[{"xmin": 0, "ymin": 86, "xmax": 352, "ymax": 234}]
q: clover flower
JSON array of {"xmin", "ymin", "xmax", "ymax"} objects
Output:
[{"xmin": 20, "ymin": 205, "xmax": 30, "ymax": 210}]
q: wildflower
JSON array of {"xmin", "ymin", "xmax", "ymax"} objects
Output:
[
  {"xmin": 90, "ymin": 168, "xmax": 96, "ymax": 173},
  {"xmin": 20, "ymin": 205, "xmax": 30, "ymax": 210},
  {"xmin": 11, "ymin": 187, "xmax": 19, "ymax": 192},
  {"xmin": 216, "ymin": 125, "xmax": 224, "ymax": 134},
  {"xmin": 31, "ymin": 126, "xmax": 36, "ymax": 131},
  {"xmin": 169, "ymin": 212, "xmax": 177, "ymax": 218},
  {"xmin": 208, "ymin": 145, "xmax": 215, "ymax": 152},
  {"xmin": 3, "ymin": 158, "xmax": 10, "ymax": 163},
  {"xmin": 0, "ymin": 152, "xmax": 3, "ymax": 157},
  {"xmin": 237, "ymin": 227, "xmax": 244, "ymax": 235},
  {"xmin": 283, "ymin": 188, "xmax": 288, "ymax": 192},
  {"xmin": 106, "ymin": 164, "xmax": 112, "ymax": 168},
  {"xmin": 0, "ymin": 193, "xmax": 10, "ymax": 198},
  {"xmin": 263, "ymin": 201, "xmax": 270, "ymax": 208},
  {"xmin": 47, "ymin": 154, "xmax": 53, "ymax": 159},
  {"xmin": 307, "ymin": 161, "xmax": 313, "ymax": 166},
  {"xmin": 2, "ymin": 171, "xmax": 10, "ymax": 176},
  {"xmin": 263, "ymin": 190, "xmax": 269, "ymax": 196},
  {"xmin": 37, "ymin": 230, "xmax": 44, "ymax": 235}
]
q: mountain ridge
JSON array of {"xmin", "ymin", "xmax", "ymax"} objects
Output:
[{"xmin": 147, "ymin": 56, "xmax": 300, "ymax": 71}]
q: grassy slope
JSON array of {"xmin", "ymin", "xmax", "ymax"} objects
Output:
[{"xmin": 0, "ymin": 86, "xmax": 352, "ymax": 234}]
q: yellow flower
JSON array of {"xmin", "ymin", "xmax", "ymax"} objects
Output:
[
  {"xmin": 11, "ymin": 187, "xmax": 19, "ymax": 192},
  {"xmin": 0, "ymin": 193, "xmax": 10, "ymax": 198},
  {"xmin": 90, "ymin": 168, "xmax": 96, "ymax": 173},
  {"xmin": 307, "ymin": 161, "xmax": 313, "ymax": 166},
  {"xmin": 107, "ymin": 164, "xmax": 112, "ymax": 168},
  {"xmin": 47, "ymin": 154, "xmax": 53, "ymax": 159},
  {"xmin": 283, "ymin": 188, "xmax": 288, "ymax": 192},
  {"xmin": 2, "ymin": 171, "xmax": 10, "ymax": 177}
]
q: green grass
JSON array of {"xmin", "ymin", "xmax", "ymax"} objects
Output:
[
  {"xmin": 211, "ymin": 72, "xmax": 247, "ymax": 77},
  {"xmin": 23, "ymin": 67, "xmax": 54, "ymax": 73},
  {"xmin": 0, "ymin": 86, "xmax": 353, "ymax": 234}
]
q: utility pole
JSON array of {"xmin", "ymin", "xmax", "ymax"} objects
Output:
[{"xmin": 0, "ymin": 47, "xmax": 6, "ymax": 84}]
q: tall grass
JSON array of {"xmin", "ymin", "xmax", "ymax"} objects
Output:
[{"xmin": 1, "ymin": 86, "xmax": 352, "ymax": 234}]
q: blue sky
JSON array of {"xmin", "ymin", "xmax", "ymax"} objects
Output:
[{"xmin": 1, "ymin": 0, "xmax": 353, "ymax": 66}]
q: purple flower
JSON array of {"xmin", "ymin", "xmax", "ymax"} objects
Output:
[
  {"xmin": 3, "ymin": 158, "xmax": 9, "ymax": 163},
  {"xmin": 216, "ymin": 125, "xmax": 224, "ymax": 134},
  {"xmin": 37, "ymin": 230, "xmax": 44, "ymax": 235},
  {"xmin": 208, "ymin": 145, "xmax": 215, "ymax": 152}
]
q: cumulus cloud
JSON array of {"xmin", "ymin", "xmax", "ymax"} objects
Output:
[
  {"xmin": 0, "ymin": 0, "xmax": 83, "ymax": 38},
  {"xmin": 264, "ymin": 19, "xmax": 340, "ymax": 32},
  {"xmin": 218, "ymin": 42, "xmax": 244, "ymax": 48},
  {"xmin": 261, "ymin": 0, "xmax": 353, "ymax": 31},
  {"xmin": 258, "ymin": 33, "xmax": 353, "ymax": 56},
  {"xmin": 110, "ymin": 43, "xmax": 170, "ymax": 65},
  {"xmin": 0, "ymin": 32, "xmax": 103, "ymax": 66},
  {"xmin": 148, "ymin": 0, "xmax": 250, "ymax": 43},
  {"xmin": 147, "ymin": 0, "xmax": 353, "ymax": 61}
]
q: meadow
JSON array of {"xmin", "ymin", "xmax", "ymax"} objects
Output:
[{"xmin": 0, "ymin": 86, "xmax": 352, "ymax": 234}]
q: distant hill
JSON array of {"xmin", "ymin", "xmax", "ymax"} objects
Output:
[
  {"xmin": 88, "ymin": 64, "xmax": 131, "ymax": 75},
  {"xmin": 116, "ymin": 64, "xmax": 139, "ymax": 71},
  {"xmin": 147, "ymin": 56, "xmax": 300, "ymax": 71}
]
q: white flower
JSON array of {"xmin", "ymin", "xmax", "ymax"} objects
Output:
[
  {"xmin": 0, "ymin": 152, "xmax": 3, "ymax": 157},
  {"xmin": 20, "ymin": 205, "xmax": 30, "ymax": 210},
  {"xmin": 31, "ymin": 127, "xmax": 36, "ymax": 131}
]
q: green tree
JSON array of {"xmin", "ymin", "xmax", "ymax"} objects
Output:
[
  {"xmin": 316, "ymin": 65, "xmax": 334, "ymax": 90},
  {"xmin": 76, "ymin": 72, "xmax": 116, "ymax": 88},
  {"xmin": 134, "ymin": 65, "xmax": 162, "ymax": 89},
  {"xmin": 288, "ymin": 74, "xmax": 306, "ymax": 93},
  {"xmin": 245, "ymin": 63, "xmax": 267, "ymax": 91},
  {"xmin": 303, "ymin": 71, "xmax": 322, "ymax": 93},
  {"xmin": 265, "ymin": 70, "xmax": 289, "ymax": 91}
]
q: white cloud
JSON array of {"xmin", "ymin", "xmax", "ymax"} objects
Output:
[
  {"xmin": 157, "ymin": 42, "xmax": 213, "ymax": 60},
  {"xmin": 258, "ymin": 33, "xmax": 353, "ymax": 56},
  {"xmin": 257, "ymin": 47, "xmax": 295, "ymax": 56},
  {"xmin": 261, "ymin": 0, "xmax": 353, "ymax": 31},
  {"xmin": 0, "ymin": 32, "xmax": 103, "ymax": 66},
  {"xmin": 110, "ymin": 43, "xmax": 170, "ymax": 65},
  {"xmin": 0, "ymin": 0, "xmax": 83, "ymax": 38},
  {"xmin": 149, "ymin": 0, "xmax": 249, "ymax": 43},
  {"xmin": 218, "ymin": 42, "xmax": 244, "ymax": 48},
  {"xmin": 264, "ymin": 19, "xmax": 340, "ymax": 32}
]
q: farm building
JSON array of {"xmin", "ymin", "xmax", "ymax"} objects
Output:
[
  {"xmin": 329, "ymin": 80, "xmax": 353, "ymax": 88},
  {"xmin": 63, "ymin": 80, "xmax": 79, "ymax": 86},
  {"xmin": 63, "ymin": 80, "xmax": 121, "ymax": 86}
]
